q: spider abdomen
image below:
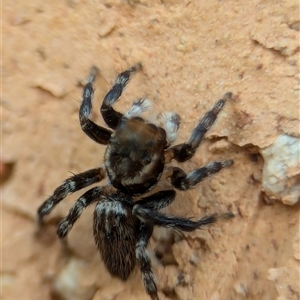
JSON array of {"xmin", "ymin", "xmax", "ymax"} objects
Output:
[
  {"xmin": 93, "ymin": 196, "xmax": 138, "ymax": 280},
  {"xmin": 104, "ymin": 117, "xmax": 166, "ymax": 196}
]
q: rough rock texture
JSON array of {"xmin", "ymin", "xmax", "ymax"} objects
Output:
[
  {"xmin": 2, "ymin": 1, "xmax": 299, "ymax": 300},
  {"xmin": 260, "ymin": 135, "xmax": 300, "ymax": 205}
]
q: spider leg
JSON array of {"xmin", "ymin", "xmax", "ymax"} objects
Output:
[
  {"xmin": 57, "ymin": 186, "xmax": 110, "ymax": 238},
  {"xmin": 133, "ymin": 205, "xmax": 234, "ymax": 232},
  {"xmin": 167, "ymin": 160, "xmax": 234, "ymax": 190},
  {"xmin": 37, "ymin": 168, "xmax": 105, "ymax": 225},
  {"xmin": 138, "ymin": 190, "xmax": 176, "ymax": 211},
  {"xmin": 124, "ymin": 98, "xmax": 152, "ymax": 119},
  {"xmin": 136, "ymin": 223, "xmax": 158, "ymax": 300},
  {"xmin": 165, "ymin": 92, "xmax": 232, "ymax": 163},
  {"xmin": 160, "ymin": 112, "xmax": 181, "ymax": 146},
  {"xmin": 79, "ymin": 66, "xmax": 113, "ymax": 144},
  {"xmin": 101, "ymin": 64, "xmax": 142, "ymax": 129}
]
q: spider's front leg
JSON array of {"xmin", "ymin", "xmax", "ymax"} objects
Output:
[
  {"xmin": 37, "ymin": 168, "xmax": 105, "ymax": 225},
  {"xmin": 165, "ymin": 92, "xmax": 232, "ymax": 163},
  {"xmin": 79, "ymin": 66, "xmax": 113, "ymax": 144},
  {"xmin": 101, "ymin": 63, "xmax": 142, "ymax": 129}
]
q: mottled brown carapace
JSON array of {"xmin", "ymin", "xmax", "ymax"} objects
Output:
[
  {"xmin": 105, "ymin": 116, "xmax": 167, "ymax": 196},
  {"xmin": 37, "ymin": 65, "xmax": 234, "ymax": 300}
]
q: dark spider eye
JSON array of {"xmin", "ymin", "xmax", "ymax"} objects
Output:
[
  {"xmin": 143, "ymin": 154, "xmax": 152, "ymax": 165},
  {"xmin": 145, "ymin": 157, "xmax": 152, "ymax": 164}
]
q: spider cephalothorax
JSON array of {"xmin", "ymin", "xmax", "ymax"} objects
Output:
[
  {"xmin": 37, "ymin": 64, "xmax": 234, "ymax": 300},
  {"xmin": 105, "ymin": 115, "xmax": 167, "ymax": 195}
]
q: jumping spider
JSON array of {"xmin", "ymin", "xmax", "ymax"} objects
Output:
[{"xmin": 37, "ymin": 64, "xmax": 234, "ymax": 300}]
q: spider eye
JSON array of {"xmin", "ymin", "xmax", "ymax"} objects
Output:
[
  {"xmin": 145, "ymin": 157, "xmax": 152, "ymax": 164},
  {"xmin": 143, "ymin": 154, "xmax": 152, "ymax": 165}
]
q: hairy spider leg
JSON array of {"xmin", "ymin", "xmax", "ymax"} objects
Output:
[
  {"xmin": 133, "ymin": 189, "xmax": 234, "ymax": 300},
  {"xmin": 165, "ymin": 92, "xmax": 232, "ymax": 163},
  {"xmin": 135, "ymin": 223, "xmax": 158, "ymax": 300},
  {"xmin": 101, "ymin": 63, "xmax": 142, "ymax": 129},
  {"xmin": 160, "ymin": 112, "xmax": 181, "ymax": 146},
  {"xmin": 133, "ymin": 202, "xmax": 234, "ymax": 232},
  {"xmin": 124, "ymin": 98, "xmax": 152, "ymax": 119},
  {"xmin": 168, "ymin": 159, "xmax": 234, "ymax": 190},
  {"xmin": 57, "ymin": 186, "xmax": 110, "ymax": 238},
  {"xmin": 37, "ymin": 168, "xmax": 105, "ymax": 225},
  {"xmin": 137, "ymin": 190, "xmax": 176, "ymax": 210},
  {"xmin": 79, "ymin": 66, "xmax": 113, "ymax": 144},
  {"xmin": 134, "ymin": 189, "xmax": 234, "ymax": 232}
]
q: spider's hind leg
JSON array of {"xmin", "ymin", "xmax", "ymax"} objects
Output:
[
  {"xmin": 101, "ymin": 64, "xmax": 142, "ymax": 129},
  {"xmin": 135, "ymin": 223, "xmax": 158, "ymax": 300}
]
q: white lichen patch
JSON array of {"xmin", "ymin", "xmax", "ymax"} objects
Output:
[{"xmin": 260, "ymin": 134, "xmax": 300, "ymax": 205}]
